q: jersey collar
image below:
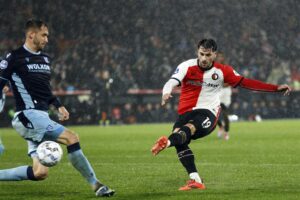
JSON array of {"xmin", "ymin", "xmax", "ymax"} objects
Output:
[{"xmin": 23, "ymin": 44, "xmax": 41, "ymax": 55}]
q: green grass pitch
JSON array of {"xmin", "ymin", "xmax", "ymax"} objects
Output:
[{"xmin": 0, "ymin": 120, "xmax": 299, "ymax": 200}]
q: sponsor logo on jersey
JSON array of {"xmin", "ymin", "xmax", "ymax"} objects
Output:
[
  {"xmin": 187, "ymin": 80, "xmax": 219, "ymax": 88},
  {"xmin": 25, "ymin": 57, "xmax": 30, "ymax": 62},
  {"xmin": 27, "ymin": 64, "xmax": 50, "ymax": 71},
  {"xmin": 0, "ymin": 60, "xmax": 8, "ymax": 69},
  {"xmin": 212, "ymin": 73, "xmax": 219, "ymax": 80}
]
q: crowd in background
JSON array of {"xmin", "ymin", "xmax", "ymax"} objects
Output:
[{"xmin": 0, "ymin": 0, "xmax": 299, "ymax": 125}]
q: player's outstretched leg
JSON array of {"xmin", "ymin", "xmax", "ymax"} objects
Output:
[
  {"xmin": 0, "ymin": 140, "xmax": 49, "ymax": 181},
  {"xmin": 0, "ymin": 166, "xmax": 38, "ymax": 181},
  {"xmin": 57, "ymin": 129, "xmax": 115, "ymax": 197},
  {"xmin": 0, "ymin": 157, "xmax": 48, "ymax": 181},
  {"xmin": 152, "ymin": 124, "xmax": 206, "ymax": 190}
]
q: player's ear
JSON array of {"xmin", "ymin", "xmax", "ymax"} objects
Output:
[
  {"xmin": 26, "ymin": 30, "xmax": 35, "ymax": 40},
  {"xmin": 195, "ymin": 48, "xmax": 200, "ymax": 56},
  {"xmin": 212, "ymin": 51, "xmax": 217, "ymax": 60}
]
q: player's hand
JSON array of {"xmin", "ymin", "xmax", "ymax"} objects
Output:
[
  {"xmin": 161, "ymin": 93, "xmax": 173, "ymax": 106},
  {"xmin": 277, "ymin": 84, "xmax": 291, "ymax": 96},
  {"xmin": 58, "ymin": 106, "xmax": 69, "ymax": 121},
  {"xmin": 3, "ymin": 86, "xmax": 9, "ymax": 93}
]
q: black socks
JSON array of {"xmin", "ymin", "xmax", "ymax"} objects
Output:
[{"xmin": 175, "ymin": 145, "xmax": 197, "ymax": 174}]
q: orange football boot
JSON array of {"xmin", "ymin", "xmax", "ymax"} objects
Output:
[
  {"xmin": 179, "ymin": 179, "xmax": 206, "ymax": 191},
  {"xmin": 151, "ymin": 136, "xmax": 168, "ymax": 156}
]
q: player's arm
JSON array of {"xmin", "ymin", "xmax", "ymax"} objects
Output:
[
  {"xmin": 0, "ymin": 80, "xmax": 8, "ymax": 113},
  {"xmin": 224, "ymin": 66, "xmax": 291, "ymax": 96},
  {"xmin": 0, "ymin": 53, "xmax": 13, "ymax": 110},
  {"xmin": 239, "ymin": 78, "xmax": 291, "ymax": 96},
  {"xmin": 0, "ymin": 78, "xmax": 8, "ymax": 96},
  {"xmin": 161, "ymin": 61, "xmax": 189, "ymax": 106},
  {"xmin": 161, "ymin": 79, "xmax": 179, "ymax": 106},
  {"xmin": 49, "ymin": 96, "xmax": 69, "ymax": 121}
]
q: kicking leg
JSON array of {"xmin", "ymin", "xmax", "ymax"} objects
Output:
[
  {"xmin": 151, "ymin": 123, "xmax": 195, "ymax": 155},
  {"xmin": 0, "ymin": 141, "xmax": 48, "ymax": 181},
  {"xmin": 0, "ymin": 158, "xmax": 48, "ymax": 181}
]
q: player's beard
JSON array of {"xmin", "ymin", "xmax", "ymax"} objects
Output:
[
  {"xmin": 33, "ymin": 37, "xmax": 45, "ymax": 51},
  {"xmin": 201, "ymin": 61, "xmax": 210, "ymax": 68}
]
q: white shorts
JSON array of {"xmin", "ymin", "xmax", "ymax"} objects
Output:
[{"xmin": 12, "ymin": 109, "xmax": 65, "ymax": 157}]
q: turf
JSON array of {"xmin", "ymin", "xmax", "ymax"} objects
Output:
[{"xmin": 0, "ymin": 120, "xmax": 299, "ymax": 200}]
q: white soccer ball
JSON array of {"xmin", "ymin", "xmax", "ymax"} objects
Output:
[{"xmin": 37, "ymin": 141, "xmax": 63, "ymax": 167}]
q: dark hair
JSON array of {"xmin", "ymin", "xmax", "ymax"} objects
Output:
[
  {"xmin": 25, "ymin": 19, "xmax": 47, "ymax": 32},
  {"xmin": 197, "ymin": 39, "xmax": 217, "ymax": 52}
]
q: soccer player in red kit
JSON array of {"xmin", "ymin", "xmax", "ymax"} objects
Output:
[{"xmin": 151, "ymin": 39, "xmax": 291, "ymax": 191}]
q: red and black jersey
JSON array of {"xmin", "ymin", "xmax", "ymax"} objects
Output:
[{"xmin": 171, "ymin": 59, "xmax": 278, "ymax": 115}]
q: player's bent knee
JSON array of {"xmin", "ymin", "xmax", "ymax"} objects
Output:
[
  {"xmin": 57, "ymin": 129, "xmax": 80, "ymax": 146},
  {"xmin": 65, "ymin": 130, "xmax": 79, "ymax": 145}
]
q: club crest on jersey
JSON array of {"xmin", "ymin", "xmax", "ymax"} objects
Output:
[
  {"xmin": 43, "ymin": 57, "xmax": 49, "ymax": 63},
  {"xmin": 212, "ymin": 73, "xmax": 219, "ymax": 80},
  {"xmin": 0, "ymin": 60, "xmax": 8, "ymax": 69}
]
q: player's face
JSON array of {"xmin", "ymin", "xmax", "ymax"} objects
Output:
[
  {"xmin": 33, "ymin": 25, "xmax": 49, "ymax": 51},
  {"xmin": 197, "ymin": 47, "xmax": 216, "ymax": 68}
]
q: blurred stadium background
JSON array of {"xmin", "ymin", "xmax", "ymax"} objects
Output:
[{"xmin": 0, "ymin": 0, "xmax": 299, "ymax": 127}]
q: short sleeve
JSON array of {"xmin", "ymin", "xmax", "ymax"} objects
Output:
[{"xmin": 171, "ymin": 61, "xmax": 190, "ymax": 86}]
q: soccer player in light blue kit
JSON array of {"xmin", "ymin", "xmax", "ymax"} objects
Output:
[{"xmin": 0, "ymin": 19, "xmax": 114, "ymax": 197}]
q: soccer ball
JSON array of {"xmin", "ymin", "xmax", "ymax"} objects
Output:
[{"xmin": 37, "ymin": 141, "xmax": 63, "ymax": 167}]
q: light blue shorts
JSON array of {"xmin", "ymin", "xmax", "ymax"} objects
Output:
[{"xmin": 12, "ymin": 109, "xmax": 65, "ymax": 157}]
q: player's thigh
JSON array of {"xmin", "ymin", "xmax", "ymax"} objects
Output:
[
  {"xmin": 12, "ymin": 109, "xmax": 65, "ymax": 142},
  {"xmin": 191, "ymin": 109, "xmax": 218, "ymax": 139},
  {"xmin": 172, "ymin": 111, "xmax": 193, "ymax": 132}
]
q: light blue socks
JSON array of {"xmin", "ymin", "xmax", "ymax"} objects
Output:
[
  {"xmin": 0, "ymin": 166, "xmax": 36, "ymax": 181},
  {"xmin": 67, "ymin": 142, "xmax": 99, "ymax": 185}
]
